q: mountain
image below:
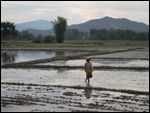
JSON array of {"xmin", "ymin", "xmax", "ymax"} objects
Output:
[
  {"xmin": 15, "ymin": 20, "xmax": 53, "ymax": 31},
  {"xmin": 68, "ymin": 16, "xmax": 149, "ymax": 32},
  {"xmin": 15, "ymin": 16, "xmax": 149, "ymax": 36}
]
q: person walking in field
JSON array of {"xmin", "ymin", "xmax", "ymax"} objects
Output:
[{"xmin": 84, "ymin": 58, "xmax": 93, "ymax": 83}]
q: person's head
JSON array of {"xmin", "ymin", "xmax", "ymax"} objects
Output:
[{"xmin": 86, "ymin": 58, "xmax": 91, "ymax": 62}]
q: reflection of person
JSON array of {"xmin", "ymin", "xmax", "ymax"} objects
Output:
[
  {"xmin": 84, "ymin": 82, "xmax": 92, "ymax": 99},
  {"xmin": 84, "ymin": 58, "xmax": 93, "ymax": 82}
]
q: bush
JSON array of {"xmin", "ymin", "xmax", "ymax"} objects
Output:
[
  {"xmin": 43, "ymin": 35, "xmax": 55, "ymax": 43},
  {"xmin": 31, "ymin": 38, "xmax": 42, "ymax": 43}
]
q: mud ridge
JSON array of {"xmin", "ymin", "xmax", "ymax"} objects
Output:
[
  {"xmin": 1, "ymin": 82, "xmax": 149, "ymax": 95},
  {"xmin": 1, "ymin": 64, "xmax": 149, "ymax": 71}
]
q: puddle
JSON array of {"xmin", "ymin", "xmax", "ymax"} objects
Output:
[
  {"xmin": 1, "ymin": 50, "xmax": 88, "ymax": 65},
  {"xmin": 35, "ymin": 59, "xmax": 149, "ymax": 68},
  {"xmin": 1, "ymin": 68, "xmax": 149, "ymax": 92}
]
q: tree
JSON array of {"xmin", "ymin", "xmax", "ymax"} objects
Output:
[
  {"xmin": 52, "ymin": 16, "xmax": 67, "ymax": 43},
  {"xmin": 1, "ymin": 22, "xmax": 17, "ymax": 38},
  {"xmin": 65, "ymin": 29, "xmax": 80, "ymax": 40},
  {"xmin": 89, "ymin": 28, "xmax": 98, "ymax": 40}
]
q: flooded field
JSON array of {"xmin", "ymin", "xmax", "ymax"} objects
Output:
[
  {"xmin": 1, "ymin": 47, "xmax": 149, "ymax": 112},
  {"xmin": 1, "ymin": 83, "xmax": 149, "ymax": 112},
  {"xmin": 36, "ymin": 59, "xmax": 149, "ymax": 68},
  {"xmin": 1, "ymin": 50, "xmax": 88, "ymax": 65},
  {"xmin": 1, "ymin": 68, "xmax": 149, "ymax": 112},
  {"xmin": 90, "ymin": 48, "xmax": 149, "ymax": 59},
  {"xmin": 1, "ymin": 68, "xmax": 149, "ymax": 91}
]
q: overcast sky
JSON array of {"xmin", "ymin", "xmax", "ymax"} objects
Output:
[{"xmin": 1, "ymin": 1, "xmax": 149, "ymax": 25}]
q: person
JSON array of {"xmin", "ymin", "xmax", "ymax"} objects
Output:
[{"xmin": 84, "ymin": 58, "xmax": 93, "ymax": 83}]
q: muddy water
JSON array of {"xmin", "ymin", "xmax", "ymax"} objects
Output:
[
  {"xmin": 1, "ymin": 68, "xmax": 149, "ymax": 92},
  {"xmin": 36, "ymin": 59, "xmax": 149, "ymax": 68},
  {"xmin": 1, "ymin": 50, "xmax": 88, "ymax": 65}
]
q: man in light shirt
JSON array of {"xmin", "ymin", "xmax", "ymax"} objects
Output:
[{"xmin": 84, "ymin": 58, "xmax": 93, "ymax": 83}]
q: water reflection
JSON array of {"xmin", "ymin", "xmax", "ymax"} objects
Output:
[
  {"xmin": 84, "ymin": 82, "xmax": 93, "ymax": 99},
  {"xmin": 55, "ymin": 51, "xmax": 65, "ymax": 57},
  {"xmin": 1, "ymin": 51, "xmax": 18, "ymax": 64},
  {"xmin": 57, "ymin": 68, "xmax": 68, "ymax": 73},
  {"xmin": 1, "ymin": 50, "xmax": 87, "ymax": 65}
]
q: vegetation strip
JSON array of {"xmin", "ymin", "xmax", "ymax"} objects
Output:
[{"xmin": 1, "ymin": 82, "xmax": 149, "ymax": 95}]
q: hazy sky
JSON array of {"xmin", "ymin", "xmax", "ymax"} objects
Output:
[{"xmin": 1, "ymin": 1, "xmax": 149, "ymax": 25}]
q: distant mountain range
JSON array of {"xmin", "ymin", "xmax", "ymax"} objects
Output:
[
  {"xmin": 15, "ymin": 16, "xmax": 149, "ymax": 36},
  {"xmin": 69, "ymin": 16, "xmax": 149, "ymax": 32},
  {"xmin": 15, "ymin": 20, "xmax": 53, "ymax": 31}
]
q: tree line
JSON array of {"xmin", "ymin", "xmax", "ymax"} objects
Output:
[
  {"xmin": 88, "ymin": 28, "xmax": 149, "ymax": 40},
  {"xmin": 1, "ymin": 17, "xmax": 149, "ymax": 43}
]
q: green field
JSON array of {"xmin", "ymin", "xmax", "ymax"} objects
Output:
[{"xmin": 1, "ymin": 40, "xmax": 149, "ymax": 49}]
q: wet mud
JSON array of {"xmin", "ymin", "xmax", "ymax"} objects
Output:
[{"xmin": 1, "ymin": 83, "xmax": 149, "ymax": 112}]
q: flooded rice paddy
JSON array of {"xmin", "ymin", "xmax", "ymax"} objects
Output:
[
  {"xmin": 1, "ymin": 48, "xmax": 149, "ymax": 112},
  {"xmin": 1, "ymin": 83, "xmax": 149, "ymax": 112},
  {"xmin": 1, "ymin": 50, "xmax": 88, "ymax": 65},
  {"xmin": 1, "ymin": 68, "xmax": 149, "ymax": 92},
  {"xmin": 36, "ymin": 59, "xmax": 149, "ymax": 68}
]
